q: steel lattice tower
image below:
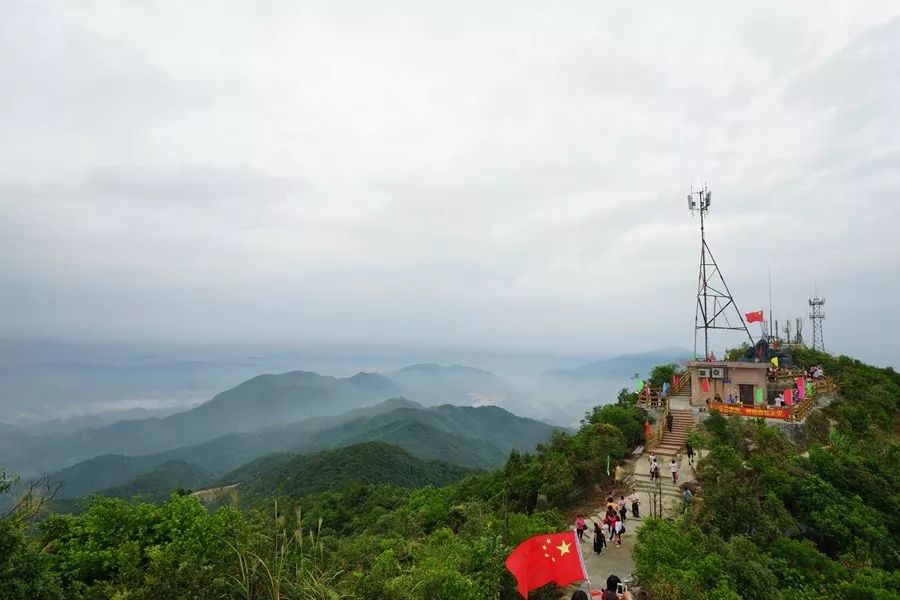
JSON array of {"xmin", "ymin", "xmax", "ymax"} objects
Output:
[
  {"xmin": 688, "ymin": 186, "xmax": 754, "ymax": 360},
  {"xmin": 809, "ymin": 296, "xmax": 826, "ymax": 351}
]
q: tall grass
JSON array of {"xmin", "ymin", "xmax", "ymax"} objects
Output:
[{"xmin": 229, "ymin": 501, "xmax": 351, "ymax": 600}]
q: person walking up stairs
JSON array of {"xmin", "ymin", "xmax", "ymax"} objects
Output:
[{"xmin": 654, "ymin": 409, "xmax": 693, "ymax": 456}]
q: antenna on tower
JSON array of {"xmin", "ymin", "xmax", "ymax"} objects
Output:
[
  {"xmin": 809, "ymin": 295, "xmax": 826, "ymax": 351},
  {"xmin": 687, "ymin": 185, "xmax": 753, "ymax": 360}
]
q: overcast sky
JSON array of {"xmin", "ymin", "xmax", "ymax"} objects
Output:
[{"xmin": 2, "ymin": 1, "xmax": 898, "ymax": 367}]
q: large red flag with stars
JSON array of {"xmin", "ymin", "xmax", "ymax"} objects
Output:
[{"xmin": 505, "ymin": 531, "xmax": 587, "ymax": 598}]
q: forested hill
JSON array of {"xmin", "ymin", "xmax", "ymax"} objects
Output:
[
  {"xmin": 47, "ymin": 399, "xmax": 563, "ymax": 499},
  {"xmin": 634, "ymin": 347, "xmax": 900, "ymax": 598},
  {"xmin": 218, "ymin": 442, "xmax": 477, "ymax": 503}
]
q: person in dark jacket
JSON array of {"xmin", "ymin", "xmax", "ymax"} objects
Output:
[
  {"xmin": 593, "ymin": 521, "xmax": 607, "ymax": 554},
  {"xmin": 666, "ymin": 412, "xmax": 674, "ymax": 432}
]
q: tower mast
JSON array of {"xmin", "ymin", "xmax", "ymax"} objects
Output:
[
  {"xmin": 689, "ymin": 186, "xmax": 754, "ymax": 360},
  {"xmin": 809, "ymin": 295, "xmax": 826, "ymax": 351}
]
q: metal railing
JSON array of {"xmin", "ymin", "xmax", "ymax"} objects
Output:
[{"xmin": 641, "ymin": 372, "xmax": 689, "ymax": 449}]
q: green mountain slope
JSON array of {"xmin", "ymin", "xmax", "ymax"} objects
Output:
[
  {"xmin": 102, "ymin": 460, "xmax": 210, "ymax": 501},
  {"xmin": 297, "ymin": 416, "xmax": 507, "ymax": 468},
  {"xmin": 50, "ymin": 398, "xmax": 422, "ymax": 498},
  {"xmin": 49, "ymin": 398, "xmax": 561, "ymax": 498},
  {"xmin": 293, "ymin": 404, "xmax": 563, "ymax": 468},
  {"xmin": 222, "ymin": 442, "xmax": 477, "ymax": 502}
]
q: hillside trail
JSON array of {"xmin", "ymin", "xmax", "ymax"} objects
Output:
[{"xmin": 576, "ymin": 445, "xmax": 699, "ymax": 594}]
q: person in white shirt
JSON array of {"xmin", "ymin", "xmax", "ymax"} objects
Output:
[{"xmin": 670, "ymin": 458, "xmax": 679, "ymax": 484}]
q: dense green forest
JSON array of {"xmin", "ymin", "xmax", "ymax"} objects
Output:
[
  {"xmin": 2, "ymin": 349, "xmax": 898, "ymax": 598},
  {"xmin": 220, "ymin": 442, "xmax": 479, "ymax": 504}
]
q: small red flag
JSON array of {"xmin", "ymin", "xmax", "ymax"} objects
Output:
[
  {"xmin": 745, "ymin": 310, "xmax": 764, "ymax": 323},
  {"xmin": 701, "ymin": 378, "xmax": 710, "ymax": 392},
  {"xmin": 505, "ymin": 531, "xmax": 587, "ymax": 598},
  {"xmin": 784, "ymin": 388, "xmax": 793, "ymax": 405}
]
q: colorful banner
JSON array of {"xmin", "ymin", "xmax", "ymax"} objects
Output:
[
  {"xmin": 806, "ymin": 382, "xmax": 814, "ymax": 398},
  {"xmin": 711, "ymin": 402, "xmax": 791, "ymax": 420},
  {"xmin": 795, "ymin": 377, "xmax": 806, "ymax": 400},
  {"xmin": 784, "ymin": 388, "xmax": 793, "ymax": 405},
  {"xmin": 636, "ymin": 380, "xmax": 644, "ymax": 393},
  {"xmin": 701, "ymin": 378, "xmax": 710, "ymax": 392}
]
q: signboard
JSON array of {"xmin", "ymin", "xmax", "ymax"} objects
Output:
[{"xmin": 710, "ymin": 403, "xmax": 791, "ymax": 420}]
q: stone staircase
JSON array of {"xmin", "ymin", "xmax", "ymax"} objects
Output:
[
  {"xmin": 629, "ymin": 468, "xmax": 683, "ymax": 515},
  {"xmin": 670, "ymin": 378, "xmax": 692, "ymax": 405},
  {"xmin": 653, "ymin": 409, "xmax": 693, "ymax": 456}
]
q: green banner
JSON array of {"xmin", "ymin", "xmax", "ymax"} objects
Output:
[
  {"xmin": 636, "ymin": 380, "xmax": 644, "ymax": 393},
  {"xmin": 754, "ymin": 388, "xmax": 765, "ymax": 405}
]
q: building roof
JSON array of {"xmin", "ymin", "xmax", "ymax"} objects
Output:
[{"xmin": 686, "ymin": 361, "xmax": 769, "ymax": 369}]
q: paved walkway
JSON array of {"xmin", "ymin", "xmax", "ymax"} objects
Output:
[{"xmin": 578, "ymin": 449, "xmax": 698, "ymax": 592}]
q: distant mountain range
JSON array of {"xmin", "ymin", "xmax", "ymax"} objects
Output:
[
  {"xmin": 3, "ymin": 349, "xmax": 683, "ymax": 488},
  {"xmin": 47, "ymin": 397, "xmax": 563, "ymax": 499},
  {"xmin": 548, "ymin": 347, "xmax": 690, "ymax": 378}
]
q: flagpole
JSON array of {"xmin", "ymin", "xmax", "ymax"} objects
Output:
[
  {"xmin": 768, "ymin": 268, "xmax": 773, "ymax": 342},
  {"xmin": 572, "ymin": 526, "xmax": 591, "ymax": 586}
]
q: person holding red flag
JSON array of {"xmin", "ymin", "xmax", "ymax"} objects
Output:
[{"xmin": 505, "ymin": 530, "xmax": 589, "ymax": 598}]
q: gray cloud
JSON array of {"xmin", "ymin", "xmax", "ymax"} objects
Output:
[{"xmin": 1, "ymin": 1, "xmax": 898, "ymax": 367}]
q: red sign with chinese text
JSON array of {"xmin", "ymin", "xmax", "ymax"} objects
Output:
[{"xmin": 711, "ymin": 403, "xmax": 791, "ymax": 420}]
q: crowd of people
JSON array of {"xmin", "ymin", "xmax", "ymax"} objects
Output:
[
  {"xmin": 575, "ymin": 491, "xmax": 642, "ymax": 558},
  {"xmin": 570, "ymin": 452, "xmax": 695, "ymax": 599}
]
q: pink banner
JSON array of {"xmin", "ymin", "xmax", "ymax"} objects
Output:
[{"xmin": 795, "ymin": 377, "xmax": 806, "ymax": 400}]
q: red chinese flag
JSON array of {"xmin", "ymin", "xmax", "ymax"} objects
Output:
[
  {"xmin": 745, "ymin": 310, "xmax": 764, "ymax": 323},
  {"xmin": 783, "ymin": 388, "xmax": 793, "ymax": 405},
  {"xmin": 701, "ymin": 378, "xmax": 710, "ymax": 392},
  {"xmin": 505, "ymin": 531, "xmax": 587, "ymax": 598}
]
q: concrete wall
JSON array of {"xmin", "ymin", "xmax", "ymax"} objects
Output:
[{"xmin": 689, "ymin": 361, "xmax": 768, "ymax": 405}]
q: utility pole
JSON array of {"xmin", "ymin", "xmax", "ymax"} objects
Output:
[{"xmin": 688, "ymin": 186, "xmax": 754, "ymax": 360}]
